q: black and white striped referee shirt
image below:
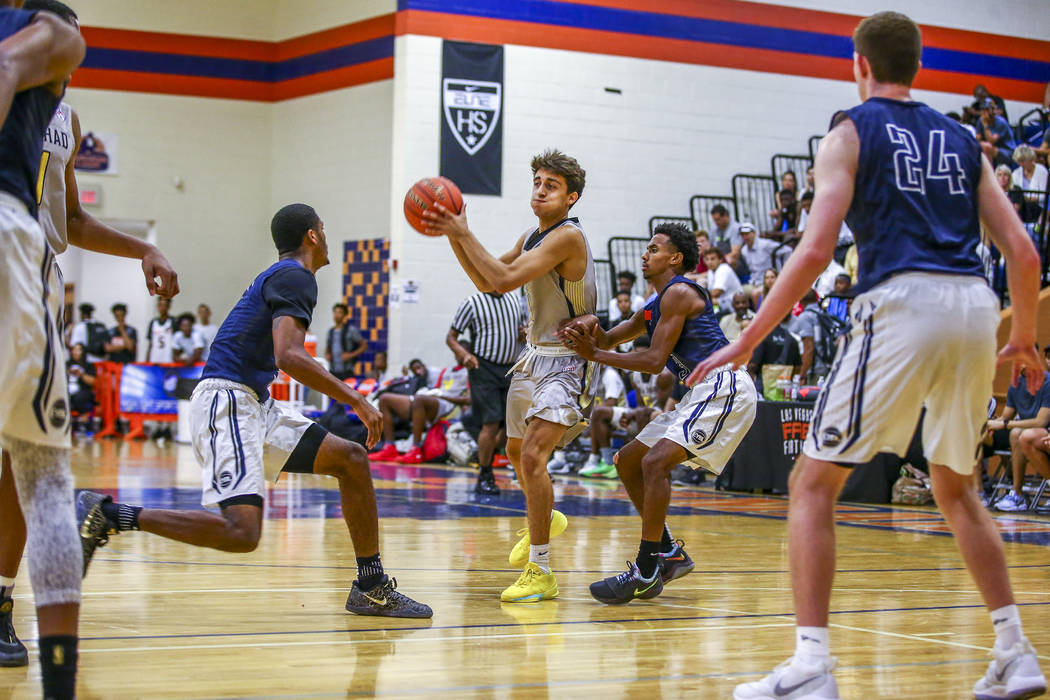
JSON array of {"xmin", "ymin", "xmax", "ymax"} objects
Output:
[{"xmin": 450, "ymin": 292, "xmax": 524, "ymax": 366}]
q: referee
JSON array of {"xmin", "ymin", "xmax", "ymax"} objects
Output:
[{"xmin": 446, "ymin": 291, "xmax": 524, "ymax": 495}]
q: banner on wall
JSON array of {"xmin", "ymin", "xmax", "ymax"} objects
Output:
[
  {"xmin": 74, "ymin": 131, "xmax": 118, "ymax": 175},
  {"xmin": 119, "ymin": 364, "xmax": 203, "ymax": 414},
  {"xmin": 440, "ymin": 41, "xmax": 503, "ymax": 196}
]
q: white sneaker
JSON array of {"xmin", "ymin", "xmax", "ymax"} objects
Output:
[
  {"xmin": 734, "ymin": 656, "xmax": 840, "ymax": 700},
  {"xmin": 996, "ymin": 492, "xmax": 1029, "ymax": 512},
  {"xmin": 547, "ymin": 452, "xmax": 571, "ymax": 475},
  {"xmin": 974, "ymin": 640, "xmax": 1047, "ymax": 700}
]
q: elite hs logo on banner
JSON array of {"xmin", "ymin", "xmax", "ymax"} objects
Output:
[{"xmin": 440, "ymin": 41, "xmax": 504, "ymax": 196}]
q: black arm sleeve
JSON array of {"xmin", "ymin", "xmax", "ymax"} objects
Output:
[{"xmin": 262, "ymin": 266, "xmax": 318, "ymax": 327}]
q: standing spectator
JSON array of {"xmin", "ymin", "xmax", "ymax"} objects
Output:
[
  {"xmin": 172, "ymin": 313, "xmax": 205, "ymax": 366},
  {"xmin": 702, "ymin": 248, "xmax": 743, "ymax": 310},
  {"xmin": 325, "ymin": 302, "xmax": 366, "ymax": 380},
  {"xmin": 976, "ymin": 98, "xmax": 1016, "ymax": 166},
  {"xmin": 606, "ymin": 271, "xmax": 645, "ymax": 321},
  {"xmin": 146, "ymin": 296, "xmax": 174, "ymax": 363},
  {"xmin": 789, "ymin": 289, "xmax": 827, "ymax": 383},
  {"xmin": 445, "ymin": 291, "xmax": 524, "ymax": 495},
  {"xmin": 1011, "ymin": 145, "xmax": 1048, "ymax": 223},
  {"xmin": 66, "ymin": 343, "xmax": 96, "ymax": 429},
  {"xmin": 739, "ymin": 223, "xmax": 779, "ymax": 281},
  {"xmin": 709, "ymin": 205, "xmax": 744, "ymax": 272},
  {"xmin": 69, "ymin": 303, "xmax": 109, "ymax": 364},
  {"xmin": 986, "ymin": 365, "xmax": 1050, "ymax": 512},
  {"xmin": 104, "ymin": 303, "xmax": 137, "ymax": 364},
  {"xmin": 195, "ymin": 303, "xmax": 218, "ymax": 361},
  {"xmin": 719, "ymin": 292, "xmax": 754, "ymax": 342}
]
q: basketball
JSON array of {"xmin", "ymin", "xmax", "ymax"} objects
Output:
[{"xmin": 403, "ymin": 176, "xmax": 463, "ymax": 235}]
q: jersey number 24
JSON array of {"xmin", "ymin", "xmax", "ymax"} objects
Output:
[{"xmin": 886, "ymin": 124, "xmax": 966, "ymax": 196}]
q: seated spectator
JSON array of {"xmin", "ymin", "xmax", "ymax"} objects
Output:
[
  {"xmin": 814, "ymin": 257, "xmax": 848, "ymax": 298},
  {"xmin": 748, "ymin": 312, "xmax": 802, "ymax": 400},
  {"xmin": 105, "ymin": 302, "xmax": 137, "ymax": 364},
  {"xmin": 789, "ymin": 290, "xmax": 827, "ymax": 383},
  {"xmin": 976, "ymin": 98, "xmax": 1016, "ymax": 166},
  {"xmin": 172, "ymin": 313, "xmax": 205, "ymax": 365},
  {"xmin": 67, "ymin": 343, "xmax": 96, "ymax": 429},
  {"xmin": 1014, "ymin": 429, "xmax": 1050, "ymax": 513},
  {"xmin": 800, "ymin": 166, "xmax": 815, "ymax": 200},
  {"xmin": 795, "ymin": 191, "xmax": 814, "ymax": 232},
  {"xmin": 196, "ymin": 303, "xmax": 218, "ymax": 361},
  {"xmin": 368, "ymin": 353, "xmax": 470, "ymax": 463},
  {"xmin": 607, "ymin": 271, "xmax": 645, "ymax": 321},
  {"xmin": 709, "ymin": 205, "xmax": 745, "ymax": 277},
  {"xmin": 739, "ymin": 223, "xmax": 778, "ymax": 284},
  {"xmin": 368, "ymin": 350, "xmax": 392, "ymax": 385},
  {"xmin": 996, "ymin": 164, "xmax": 1028, "ymax": 220},
  {"xmin": 326, "ymin": 302, "xmax": 366, "ymax": 380},
  {"xmin": 580, "ymin": 366, "xmax": 627, "ymax": 478},
  {"xmin": 983, "ymin": 363, "xmax": 1050, "ymax": 512},
  {"xmin": 824, "ymin": 274, "xmax": 852, "ymax": 322},
  {"xmin": 693, "ymin": 230, "xmax": 711, "ymax": 276},
  {"xmin": 702, "ymin": 247, "xmax": 743, "ymax": 311},
  {"xmin": 1011, "ymin": 145, "xmax": 1047, "ymax": 223},
  {"xmin": 946, "ymin": 110, "xmax": 977, "ymax": 139},
  {"xmin": 754, "ymin": 267, "xmax": 778, "ymax": 310},
  {"xmin": 973, "ymin": 83, "xmax": 1009, "ymax": 122},
  {"xmin": 719, "ymin": 292, "xmax": 754, "ymax": 342},
  {"xmin": 70, "ymin": 302, "xmax": 109, "ymax": 364},
  {"xmin": 607, "ymin": 291, "xmax": 634, "ymax": 328},
  {"xmin": 774, "ymin": 170, "xmax": 798, "ymax": 203},
  {"xmin": 1035, "ymin": 127, "xmax": 1050, "ymax": 162},
  {"xmin": 769, "ymin": 189, "xmax": 797, "ymax": 235}
]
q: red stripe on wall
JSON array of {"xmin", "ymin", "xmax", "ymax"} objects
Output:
[
  {"xmin": 71, "ymin": 60, "xmax": 393, "ymax": 102},
  {"xmin": 399, "ymin": 10, "xmax": 1046, "ymax": 103},
  {"xmin": 81, "ymin": 27, "xmax": 272, "ymax": 61},
  {"xmin": 275, "ymin": 14, "xmax": 396, "ymax": 60}
]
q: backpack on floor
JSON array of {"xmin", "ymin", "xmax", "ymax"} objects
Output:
[
  {"xmin": 891, "ymin": 463, "xmax": 933, "ymax": 506},
  {"xmin": 422, "ymin": 420, "xmax": 451, "ymax": 462},
  {"xmin": 445, "ymin": 422, "xmax": 477, "ymax": 466}
]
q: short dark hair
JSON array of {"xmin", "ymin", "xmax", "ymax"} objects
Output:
[
  {"xmin": 800, "ymin": 191, "xmax": 814, "ymax": 202},
  {"xmin": 530, "ymin": 149, "xmax": 586, "ymax": 199},
  {"xmin": 703, "ymin": 246, "xmax": 724, "ymax": 260},
  {"xmin": 177, "ymin": 312, "xmax": 195, "ymax": 327},
  {"xmin": 710, "ymin": 204, "xmax": 729, "ymax": 217},
  {"xmin": 23, "ymin": 0, "xmax": 77, "ymax": 24},
  {"xmin": 617, "ymin": 270, "xmax": 637, "ymax": 284},
  {"xmin": 835, "ymin": 273, "xmax": 852, "ymax": 283},
  {"xmin": 615, "ymin": 290, "xmax": 632, "ymax": 300},
  {"xmin": 78, "ymin": 303, "xmax": 93, "ymax": 316},
  {"xmin": 271, "ymin": 203, "xmax": 320, "ymax": 255},
  {"xmin": 111, "ymin": 303, "xmax": 127, "ymax": 314},
  {"xmin": 654, "ymin": 222, "xmax": 699, "ymax": 273},
  {"xmin": 853, "ymin": 12, "xmax": 921, "ymax": 86},
  {"xmin": 332, "ymin": 302, "xmax": 348, "ymax": 314}
]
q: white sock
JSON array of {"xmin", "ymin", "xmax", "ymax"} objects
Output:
[
  {"xmin": 586, "ymin": 454, "xmax": 599, "ymax": 466},
  {"xmin": 0, "ymin": 576, "xmax": 13, "ymax": 597},
  {"xmin": 795, "ymin": 627, "xmax": 830, "ymax": 664},
  {"xmin": 990, "ymin": 604, "xmax": 1024, "ymax": 649},
  {"xmin": 529, "ymin": 544, "xmax": 550, "ymax": 573}
]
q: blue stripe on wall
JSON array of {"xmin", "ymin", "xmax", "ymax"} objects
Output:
[
  {"xmin": 402, "ymin": 0, "xmax": 1050, "ymax": 82},
  {"xmin": 83, "ymin": 36, "xmax": 394, "ymax": 82}
]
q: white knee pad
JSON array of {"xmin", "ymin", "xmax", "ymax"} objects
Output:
[{"xmin": 5, "ymin": 437, "xmax": 80, "ymax": 607}]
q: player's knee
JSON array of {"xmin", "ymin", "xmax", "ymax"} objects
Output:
[
  {"xmin": 225, "ymin": 524, "xmax": 261, "ymax": 553},
  {"xmin": 639, "ymin": 452, "xmax": 673, "ymax": 479},
  {"xmin": 519, "ymin": 444, "xmax": 547, "ymax": 473}
]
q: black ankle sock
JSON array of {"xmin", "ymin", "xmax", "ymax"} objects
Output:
[
  {"xmin": 636, "ymin": 539, "xmax": 662, "ymax": 579},
  {"xmin": 39, "ymin": 635, "xmax": 77, "ymax": 700},
  {"xmin": 661, "ymin": 525, "xmax": 674, "ymax": 552},
  {"xmin": 101, "ymin": 501, "xmax": 142, "ymax": 531},
  {"xmin": 357, "ymin": 553, "xmax": 385, "ymax": 591}
]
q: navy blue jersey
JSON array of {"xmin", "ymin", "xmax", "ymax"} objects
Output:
[
  {"xmin": 840, "ymin": 97, "xmax": 984, "ymax": 293},
  {"xmin": 644, "ymin": 276, "xmax": 729, "ymax": 382},
  {"xmin": 202, "ymin": 260, "xmax": 317, "ymax": 401},
  {"xmin": 0, "ymin": 9, "xmax": 60, "ymax": 217}
]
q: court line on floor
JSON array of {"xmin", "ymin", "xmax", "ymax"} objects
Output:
[
  {"xmin": 195, "ymin": 657, "xmax": 994, "ymax": 699},
  {"xmin": 69, "ymin": 600, "xmax": 1050, "ymax": 643}
]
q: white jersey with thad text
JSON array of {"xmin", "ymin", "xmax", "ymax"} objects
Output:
[{"xmin": 39, "ymin": 102, "xmax": 74, "ymax": 253}]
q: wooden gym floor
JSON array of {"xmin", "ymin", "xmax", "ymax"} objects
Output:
[{"xmin": 0, "ymin": 439, "xmax": 1047, "ymax": 699}]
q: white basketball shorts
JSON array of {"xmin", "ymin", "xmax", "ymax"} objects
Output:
[
  {"xmin": 190, "ymin": 378, "xmax": 327, "ymax": 506},
  {"xmin": 635, "ymin": 367, "xmax": 757, "ymax": 474},
  {"xmin": 0, "ymin": 195, "xmax": 69, "ymax": 449},
  {"xmin": 805, "ymin": 272, "xmax": 1000, "ymax": 474}
]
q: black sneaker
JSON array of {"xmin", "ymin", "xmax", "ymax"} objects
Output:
[
  {"xmin": 670, "ymin": 465, "xmax": 704, "ymax": 488},
  {"xmin": 656, "ymin": 539, "xmax": 695, "ymax": 584},
  {"xmin": 589, "ymin": 561, "xmax": 663, "ymax": 605},
  {"xmin": 475, "ymin": 472, "xmax": 500, "ymax": 495},
  {"xmin": 76, "ymin": 491, "xmax": 116, "ymax": 577},
  {"xmin": 345, "ymin": 577, "xmax": 432, "ymax": 618},
  {"xmin": 0, "ymin": 597, "xmax": 27, "ymax": 667}
]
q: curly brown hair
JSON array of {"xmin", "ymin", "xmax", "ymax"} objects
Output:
[{"xmin": 530, "ymin": 149, "xmax": 586, "ymax": 200}]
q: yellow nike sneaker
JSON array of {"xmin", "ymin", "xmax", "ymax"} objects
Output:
[
  {"xmin": 509, "ymin": 510, "xmax": 568, "ymax": 567},
  {"xmin": 500, "ymin": 562, "xmax": 559, "ymax": 603}
]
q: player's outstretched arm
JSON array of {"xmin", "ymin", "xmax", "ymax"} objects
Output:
[
  {"xmin": 977, "ymin": 155, "xmax": 1044, "ymax": 390},
  {"xmin": 686, "ymin": 118, "xmax": 856, "ymax": 387},
  {"xmin": 562, "ymin": 286, "xmax": 697, "ymax": 374},
  {"xmin": 558, "ymin": 309, "xmax": 646, "ymax": 351},
  {"xmin": 0, "ymin": 12, "xmax": 84, "ymax": 124},
  {"xmin": 64, "ymin": 111, "xmax": 179, "ymax": 297},
  {"xmin": 272, "ymin": 316, "xmax": 383, "ymax": 448}
]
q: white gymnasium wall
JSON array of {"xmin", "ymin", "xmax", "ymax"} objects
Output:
[
  {"xmin": 269, "ymin": 80, "xmax": 395, "ymax": 323},
  {"xmin": 273, "ymin": 0, "xmax": 395, "ymax": 38},
  {"xmin": 386, "ymin": 30, "xmax": 1045, "ymax": 367}
]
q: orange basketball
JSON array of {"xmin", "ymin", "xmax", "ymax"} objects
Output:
[{"xmin": 403, "ymin": 177, "xmax": 463, "ymax": 235}]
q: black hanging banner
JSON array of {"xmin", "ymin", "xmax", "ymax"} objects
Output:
[{"xmin": 440, "ymin": 40, "xmax": 503, "ymax": 196}]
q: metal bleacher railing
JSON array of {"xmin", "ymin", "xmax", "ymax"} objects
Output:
[
  {"xmin": 690, "ymin": 194, "xmax": 736, "ymax": 233},
  {"xmin": 771, "ymin": 154, "xmax": 812, "ymax": 190},
  {"xmin": 731, "ymin": 173, "xmax": 777, "ymax": 232},
  {"xmin": 606, "ymin": 236, "xmax": 650, "ymax": 300},
  {"xmin": 593, "ymin": 258, "xmax": 615, "ymax": 325}
]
